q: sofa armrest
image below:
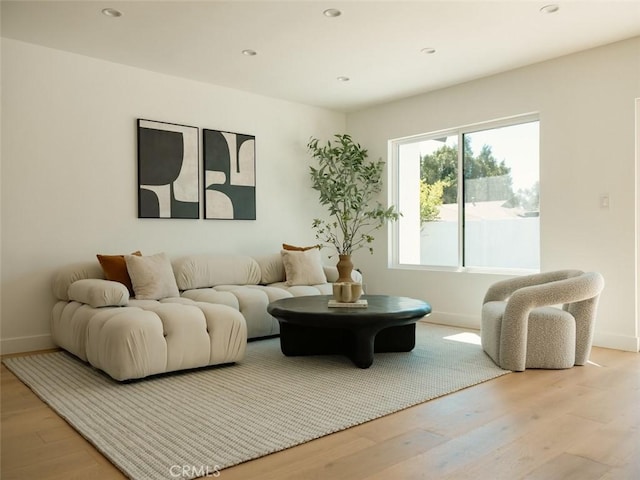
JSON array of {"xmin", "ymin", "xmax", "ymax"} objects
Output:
[{"xmin": 68, "ymin": 279, "xmax": 129, "ymax": 308}]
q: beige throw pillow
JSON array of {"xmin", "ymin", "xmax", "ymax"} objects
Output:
[
  {"xmin": 281, "ymin": 248, "xmax": 327, "ymax": 286},
  {"xmin": 125, "ymin": 252, "xmax": 180, "ymax": 300}
]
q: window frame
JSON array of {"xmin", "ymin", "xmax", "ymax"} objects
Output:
[{"xmin": 388, "ymin": 113, "xmax": 540, "ymax": 274}]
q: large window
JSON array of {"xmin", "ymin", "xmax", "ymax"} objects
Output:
[{"xmin": 391, "ymin": 115, "xmax": 540, "ymax": 271}]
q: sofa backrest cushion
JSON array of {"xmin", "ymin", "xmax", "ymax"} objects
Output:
[
  {"xmin": 253, "ymin": 253, "xmax": 286, "ymax": 284},
  {"xmin": 173, "ymin": 254, "xmax": 261, "ymax": 290},
  {"xmin": 52, "ymin": 261, "xmax": 105, "ymax": 301}
]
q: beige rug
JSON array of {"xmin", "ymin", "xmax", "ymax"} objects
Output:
[{"xmin": 3, "ymin": 323, "xmax": 508, "ymax": 480}]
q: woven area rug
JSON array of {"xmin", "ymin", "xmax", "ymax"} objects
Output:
[{"xmin": 4, "ymin": 323, "xmax": 508, "ymax": 480}]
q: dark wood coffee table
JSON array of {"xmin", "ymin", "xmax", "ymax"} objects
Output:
[{"xmin": 267, "ymin": 295, "xmax": 431, "ymax": 368}]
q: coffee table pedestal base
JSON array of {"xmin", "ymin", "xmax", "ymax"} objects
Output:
[{"xmin": 279, "ymin": 323, "xmax": 416, "ymax": 369}]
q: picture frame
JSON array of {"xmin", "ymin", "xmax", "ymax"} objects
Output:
[
  {"xmin": 137, "ymin": 119, "xmax": 199, "ymax": 219},
  {"xmin": 202, "ymin": 129, "xmax": 256, "ymax": 220}
]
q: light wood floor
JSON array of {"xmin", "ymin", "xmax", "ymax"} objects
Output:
[{"xmin": 1, "ymin": 345, "xmax": 638, "ymax": 480}]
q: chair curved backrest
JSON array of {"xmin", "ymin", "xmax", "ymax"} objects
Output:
[
  {"xmin": 483, "ymin": 269, "xmax": 583, "ymax": 305},
  {"xmin": 482, "ymin": 270, "xmax": 605, "ymax": 371}
]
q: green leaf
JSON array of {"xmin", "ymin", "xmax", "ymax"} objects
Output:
[{"xmin": 307, "ymin": 134, "xmax": 401, "ymax": 255}]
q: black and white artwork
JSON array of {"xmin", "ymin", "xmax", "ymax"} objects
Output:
[
  {"xmin": 137, "ymin": 119, "xmax": 199, "ymax": 219},
  {"xmin": 203, "ymin": 129, "xmax": 256, "ymax": 220}
]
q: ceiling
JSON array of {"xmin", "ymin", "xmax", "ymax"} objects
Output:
[{"xmin": 2, "ymin": 1, "xmax": 640, "ymax": 112}]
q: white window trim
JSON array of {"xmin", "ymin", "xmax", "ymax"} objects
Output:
[{"xmin": 388, "ymin": 112, "xmax": 540, "ymax": 274}]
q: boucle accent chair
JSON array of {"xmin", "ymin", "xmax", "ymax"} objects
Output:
[{"xmin": 481, "ymin": 269, "xmax": 605, "ymax": 372}]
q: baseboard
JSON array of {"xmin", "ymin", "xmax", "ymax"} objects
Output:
[
  {"xmin": 592, "ymin": 331, "xmax": 639, "ymax": 353},
  {"xmin": 421, "ymin": 311, "xmax": 480, "ymax": 330},
  {"xmin": 1, "ymin": 334, "xmax": 56, "ymax": 355},
  {"xmin": 421, "ymin": 313, "xmax": 639, "ymax": 353}
]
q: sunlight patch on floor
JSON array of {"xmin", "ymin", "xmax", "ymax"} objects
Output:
[{"xmin": 444, "ymin": 332, "xmax": 481, "ymax": 345}]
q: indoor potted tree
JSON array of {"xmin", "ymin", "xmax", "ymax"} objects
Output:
[{"xmin": 308, "ymin": 134, "xmax": 400, "ymax": 282}]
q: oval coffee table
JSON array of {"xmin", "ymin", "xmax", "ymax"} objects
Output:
[{"xmin": 267, "ymin": 295, "xmax": 431, "ymax": 368}]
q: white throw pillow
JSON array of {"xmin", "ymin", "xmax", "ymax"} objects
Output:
[
  {"xmin": 125, "ymin": 252, "xmax": 180, "ymax": 300},
  {"xmin": 281, "ymin": 248, "xmax": 327, "ymax": 286}
]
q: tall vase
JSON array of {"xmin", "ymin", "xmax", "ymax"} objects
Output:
[{"xmin": 336, "ymin": 254, "xmax": 354, "ymax": 283}]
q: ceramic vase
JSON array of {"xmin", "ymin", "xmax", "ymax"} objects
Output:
[{"xmin": 336, "ymin": 254, "xmax": 354, "ymax": 283}]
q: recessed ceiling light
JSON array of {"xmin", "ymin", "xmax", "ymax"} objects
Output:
[
  {"xmin": 242, "ymin": 49, "xmax": 257, "ymax": 56},
  {"xmin": 101, "ymin": 8, "xmax": 122, "ymax": 18},
  {"xmin": 337, "ymin": 76, "xmax": 350, "ymax": 82},
  {"xmin": 421, "ymin": 47, "xmax": 436, "ymax": 55},
  {"xmin": 540, "ymin": 4, "xmax": 559, "ymax": 14},
  {"xmin": 323, "ymin": 8, "xmax": 342, "ymax": 18}
]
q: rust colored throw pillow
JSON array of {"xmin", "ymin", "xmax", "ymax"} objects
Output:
[
  {"xmin": 96, "ymin": 251, "xmax": 142, "ymax": 296},
  {"xmin": 282, "ymin": 243, "xmax": 321, "ymax": 251}
]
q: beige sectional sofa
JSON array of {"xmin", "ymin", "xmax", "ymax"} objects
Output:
[{"xmin": 51, "ymin": 251, "xmax": 361, "ymax": 381}]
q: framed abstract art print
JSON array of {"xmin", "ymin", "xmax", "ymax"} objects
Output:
[
  {"xmin": 137, "ymin": 119, "xmax": 199, "ymax": 219},
  {"xmin": 202, "ymin": 129, "xmax": 256, "ymax": 220}
]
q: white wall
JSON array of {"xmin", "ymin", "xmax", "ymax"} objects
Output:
[
  {"xmin": 0, "ymin": 39, "xmax": 345, "ymax": 353},
  {"xmin": 348, "ymin": 37, "xmax": 640, "ymax": 352},
  {"xmin": 3, "ymin": 37, "xmax": 638, "ymax": 355}
]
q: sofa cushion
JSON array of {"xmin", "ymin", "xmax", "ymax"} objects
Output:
[
  {"xmin": 68, "ymin": 279, "xmax": 129, "ymax": 308},
  {"xmin": 281, "ymin": 248, "xmax": 327, "ymax": 286},
  {"xmin": 125, "ymin": 252, "xmax": 180, "ymax": 300},
  {"xmin": 173, "ymin": 254, "xmax": 261, "ymax": 290},
  {"xmin": 268, "ymin": 282, "xmax": 333, "ymax": 296},
  {"xmin": 96, "ymin": 251, "xmax": 141, "ymax": 295},
  {"xmin": 253, "ymin": 253, "xmax": 286, "ymax": 284}
]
